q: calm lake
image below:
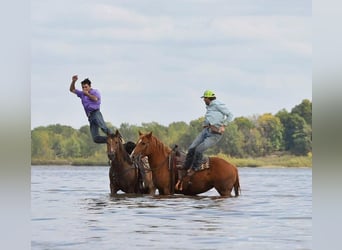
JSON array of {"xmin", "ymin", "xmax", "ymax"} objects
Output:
[{"xmin": 31, "ymin": 166, "xmax": 312, "ymax": 250}]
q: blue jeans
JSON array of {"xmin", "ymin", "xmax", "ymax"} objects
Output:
[
  {"xmin": 188, "ymin": 128, "xmax": 222, "ymax": 154},
  {"xmin": 88, "ymin": 110, "xmax": 112, "ymax": 144}
]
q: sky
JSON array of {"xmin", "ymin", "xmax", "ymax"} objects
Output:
[{"xmin": 31, "ymin": 0, "xmax": 312, "ymax": 129}]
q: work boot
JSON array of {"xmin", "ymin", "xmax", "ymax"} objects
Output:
[
  {"xmin": 192, "ymin": 152, "xmax": 203, "ymax": 170},
  {"xmin": 187, "ymin": 152, "xmax": 203, "ymax": 176},
  {"xmin": 183, "ymin": 148, "xmax": 195, "ymax": 170}
]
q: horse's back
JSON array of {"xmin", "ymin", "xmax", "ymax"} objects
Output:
[
  {"xmin": 209, "ymin": 156, "xmax": 237, "ymax": 171},
  {"xmin": 209, "ymin": 157, "xmax": 239, "ymax": 182}
]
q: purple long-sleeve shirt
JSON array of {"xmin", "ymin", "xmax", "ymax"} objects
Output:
[{"xmin": 75, "ymin": 89, "xmax": 101, "ymax": 116}]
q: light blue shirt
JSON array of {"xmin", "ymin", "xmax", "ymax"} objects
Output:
[{"xmin": 204, "ymin": 99, "xmax": 232, "ymax": 127}]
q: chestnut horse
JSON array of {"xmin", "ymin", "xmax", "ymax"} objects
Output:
[
  {"xmin": 107, "ymin": 130, "xmax": 155, "ymax": 195},
  {"xmin": 131, "ymin": 131, "xmax": 240, "ymax": 197}
]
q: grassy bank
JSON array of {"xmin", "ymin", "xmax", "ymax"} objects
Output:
[
  {"xmin": 218, "ymin": 153, "xmax": 312, "ymax": 168},
  {"xmin": 32, "ymin": 154, "xmax": 312, "ymax": 168}
]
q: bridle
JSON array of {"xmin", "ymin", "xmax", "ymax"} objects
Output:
[
  {"xmin": 107, "ymin": 136, "xmax": 137, "ymax": 177},
  {"xmin": 107, "ymin": 135, "xmax": 123, "ymax": 161},
  {"xmin": 132, "ymin": 138, "xmax": 172, "ymax": 172}
]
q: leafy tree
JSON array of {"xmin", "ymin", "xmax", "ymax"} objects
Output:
[
  {"xmin": 257, "ymin": 113, "xmax": 284, "ymax": 155},
  {"xmin": 46, "ymin": 124, "xmax": 75, "ymax": 137},
  {"xmin": 233, "ymin": 116, "xmax": 258, "ymax": 156},
  {"xmin": 119, "ymin": 123, "xmax": 139, "ymax": 142},
  {"xmin": 79, "ymin": 125, "xmax": 89, "ymax": 135},
  {"xmin": 234, "ymin": 117, "xmax": 255, "ymax": 132},
  {"xmin": 247, "ymin": 128, "xmax": 264, "ymax": 156},
  {"xmin": 141, "ymin": 122, "xmax": 168, "ymax": 142},
  {"xmin": 276, "ymin": 110, "xmax": 310, "ymax": 155},
  {"xmin": 175, "ymin": 118, "xmax": 204, "ymax": 152},
  {"xmin": 276, "ymin": 109, "xmax": 292, "ymax": 151},
  {"xmin": 51, "ymin": 134, "xmax": 64, "ymax": 158},
  {"xmin": 167, "ymin": 121, "xmax": 189, "ymax": 148},
  {"xmin": 62, "ymin": 137, "xmax": 81, "ymax": 158},
  {"xmin": 287, "ymin": 114, "xmax": 312, "ymax": 155},
  {"xmin": 291, "ymin": 99, "xmax": 312, "ymax": 126},
  {"xmin": 31, "ymin": 129, "xmax": 55, "ymax": 159},
  {"xmin": 31, "ymin": 99, "xmax": 312, "ymax": 163},
  {"xmin": 217, "ymin": 122, "xmax": 244, "ymax": 157},
  {"xmin": 292, "ymin": 122, "xmax": 312, "ymax": 155}
]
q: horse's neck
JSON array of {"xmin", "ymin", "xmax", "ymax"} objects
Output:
[
  {"xmin": 114, "ymin": 146, "xmax": 132, "ymax": 166},
  {"xmin": 148, "ymin": 137, "xmax": 171, "ymax": 166}
]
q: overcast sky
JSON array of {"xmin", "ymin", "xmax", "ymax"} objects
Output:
[{"xmin": 31, "ymin": 0, "xmax": 311, "ymax": 129}]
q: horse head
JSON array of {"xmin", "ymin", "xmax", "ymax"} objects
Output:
[
  {"xmin": 106, "ymin": 129, "xmax": 123, "ymax": 161},
  {"xmin": 131, "ymin": 131, "xmax": 153, "ymax": 160}
]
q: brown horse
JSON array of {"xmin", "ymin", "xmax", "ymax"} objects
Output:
[
  {"xmin": 107, "ymin": 130, "xmax": 155, "ymax": 195},
  {"xmin": 131, "ymin": 131, "xmax": 240, "ymax": 197}
]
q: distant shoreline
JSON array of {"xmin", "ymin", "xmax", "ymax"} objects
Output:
[{"xmin": 31, "ymin": 155, "xmax": 312, "ymax": 168}]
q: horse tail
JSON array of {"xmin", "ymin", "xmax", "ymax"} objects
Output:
[
  {"xmin": 233, "ymin": 170, "xmax": 241, "ymax": 197},
  {"xmin": 169, "ymin": 153, "xmax": 176, "ymax": 194}
]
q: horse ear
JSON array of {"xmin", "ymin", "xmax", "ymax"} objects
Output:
[
  {"xmin": 147, "ymin": 132, "xmax": 152, "ymax": 138},
  {"xmin": 115, "ymin": 130, "xmax": 124, "ymax": 141},
  {"xmin": 115, "ymin": 129, "xmax": 122, "ymax": 137},
  {"xmin": 139, "ymin": 131, "xmax": 143, "ymax": 136}
]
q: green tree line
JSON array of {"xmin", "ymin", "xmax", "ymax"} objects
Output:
[{"xmin": 31, "ymin": 99, "xmax": 312, "ymax": 165}]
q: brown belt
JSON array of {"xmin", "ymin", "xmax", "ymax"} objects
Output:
[{"xmin": 203, "ymin": 125, "xmax": 222, "ymax": 135}]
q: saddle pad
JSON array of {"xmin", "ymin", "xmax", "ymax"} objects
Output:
[{"xmin": 199, "ymin": 157, "xmax": 210, "ymax": 170}]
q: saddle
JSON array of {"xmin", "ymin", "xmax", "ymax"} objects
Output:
[
  {"xmin": 174, "ymin": 149, "xmax": 210, "ymax": 171},
  {"xmin": 134, "ymin": 156, "xmax": 150, "ymax": 192},
  {"xmin": 196, "ymin": 157, "xmax": 210, "ymax": 171},
  {"xmin": 173, "ymin": 147, "xmax": 210, "ymax": 191},
  {"xmin": 125, "ymin": 142, "xmax": 150, "ymax": 193}
]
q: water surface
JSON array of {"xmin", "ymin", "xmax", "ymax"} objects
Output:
[{"xmin": 31, "ymin": 166, "xmax": 312, "ymax": 250}]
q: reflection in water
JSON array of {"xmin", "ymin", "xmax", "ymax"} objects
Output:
[
  {"xmin": 31, "ymin": 166, "xmax": 312, "ymax": 250},
  {"xmin": 84, "ymin": 198, "xmax": 109, "ymax": 211}
]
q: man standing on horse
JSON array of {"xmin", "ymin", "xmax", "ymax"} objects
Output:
[
  {"xmin": 184, "ymin": 90, "xmax": 232, "ymax": 176},
  {"xmin": 69, "ymin": 75, "xmax": 113, "ymax": 143}
]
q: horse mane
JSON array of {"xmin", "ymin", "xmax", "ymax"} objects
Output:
[
  {"xmin": 150, "ymin": 134, "xmax": 172, "ymax": 156},
  {"xmin": 119, "ymin": 140, "xmax": 133, "ymax": 163}
]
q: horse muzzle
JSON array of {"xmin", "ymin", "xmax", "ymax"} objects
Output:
[{"xmin": 107, "ymin": 153, "xmax": 116, "ymax": 161}]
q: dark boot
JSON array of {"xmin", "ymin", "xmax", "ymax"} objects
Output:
[
  {"xmin": 187, "ymin": 152, "xmax": 203, "ymax": 176},
  {"xmin": 183, "ymin": 148, "xmax": 195, "ymax": 170},
  {"xmin": 192, "ymin": 152, "xmax": 203, "ymax": 171}
]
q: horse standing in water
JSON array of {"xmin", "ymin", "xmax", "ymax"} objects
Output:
[
  {"xmin": 107, "ymin": 130, "xmax": 155, "ymax": 195},
  {"xmin": 131, "ymin": 131, "xmax": 240, "ymax": 197}
]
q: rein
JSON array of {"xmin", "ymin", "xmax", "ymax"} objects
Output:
[{"xmin": 133, "ymin": 134, "xmax": 178, "ymax": 194}]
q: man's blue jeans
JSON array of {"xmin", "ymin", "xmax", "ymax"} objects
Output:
[
  {"xmin": 88, "ymin": 111, "xmax": 112, "ymax": 144},
  {"xmin": 188, "ymin": 128, "xmax": 222, "ymax": 154}
]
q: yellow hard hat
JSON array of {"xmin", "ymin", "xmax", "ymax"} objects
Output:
[{"xmin": 201, "ymin": 90, "xmax": 215, "ymax": 98}]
